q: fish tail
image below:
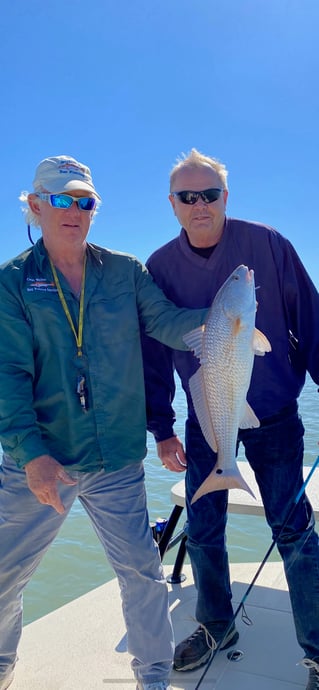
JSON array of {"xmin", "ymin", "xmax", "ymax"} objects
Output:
[{"xmin": 191, "ymin": 466, "xmax": 255, "ymax": 504}]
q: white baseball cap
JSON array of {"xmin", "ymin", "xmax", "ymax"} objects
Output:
[{"xmin": 33, "ymin": 155, "xmax": 101, "ymax": 200}]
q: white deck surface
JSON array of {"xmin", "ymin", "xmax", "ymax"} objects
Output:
[
  {"xmin": 10, "ymin": 562, "xmax": 308, "ymax": 690},
  {"xmin": 8, "ymin": 459, "xmax": 319, "ymax": 689}
]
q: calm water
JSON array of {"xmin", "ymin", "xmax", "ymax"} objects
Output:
[{"xmin": 1, "ymin": 376, "xmax": 318, "ymax": 625}]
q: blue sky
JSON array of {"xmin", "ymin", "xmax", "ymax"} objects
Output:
[{"xmin": 1, "ymin": 0, "xmax": 318, "ymax": 286}]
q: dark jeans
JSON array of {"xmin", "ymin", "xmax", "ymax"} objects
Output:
[{"xmin": 185, "ymin": 404, "xmax": 319, "ymax": 659}]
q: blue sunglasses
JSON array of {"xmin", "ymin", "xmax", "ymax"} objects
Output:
[{"xmin": 37, "ymin": 193, "xmax": 97, "ymax": 211}]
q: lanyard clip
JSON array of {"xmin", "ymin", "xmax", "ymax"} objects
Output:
[{"xmin": 77, "ymin": 374, "xmax": 88, "ymax": 412}]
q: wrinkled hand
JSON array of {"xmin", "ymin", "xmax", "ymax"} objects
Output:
[
  {"xmin": 156, "ymin": 436, "xmax": 187, "ymax": 473},
  {"xmin": 24, "ymin": 455, "xmax": 77, "ymax": 514}
]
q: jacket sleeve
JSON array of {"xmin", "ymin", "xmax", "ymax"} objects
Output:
[
  {"xmin": 137, "ymin": 259, "xmax": 193, "ymax": 442},
  {"xmin": 134, "ymin": 259, "xmax": 207, "ymax": 350},
  {"xmin": 141, "ymin": 331, "xmax": 177, "ymax": 442},
  {"xmin": 280, "ymin": 237, "xmax": 319, "ymax": 384},
  {"xmin": 0, "ymin": 274, "xmax": 48, "ymax": 466}
]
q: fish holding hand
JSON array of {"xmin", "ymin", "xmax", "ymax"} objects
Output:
[{"xmin": 183, "ymin": 265, "xmax": 271, "ymax": 504}]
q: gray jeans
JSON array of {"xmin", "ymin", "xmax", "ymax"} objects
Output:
[{"xmin": 0, "ymin": 456, "xmax": 173, "ymax": 685}]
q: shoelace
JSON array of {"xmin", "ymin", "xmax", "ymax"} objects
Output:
[
  {"xmin": 197, "ymin": 624, "xmax": 218, "ymax": 651},
  {"xmin": 301, "ymin": 659, "xmax": 319, "ymax": 672},
  {"xmin": 300, "ymin": 659, "xmax": 319, "ymax": 688}
]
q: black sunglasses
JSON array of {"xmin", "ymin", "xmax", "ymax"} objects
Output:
[{"xmin": 171, "ymin": 188, "xmax": 223, "ymax": 205}]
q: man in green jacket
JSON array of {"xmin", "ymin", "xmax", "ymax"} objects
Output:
[{"xmin": 0, "ymin": 155, "xmax": 206, "ymax": 690}]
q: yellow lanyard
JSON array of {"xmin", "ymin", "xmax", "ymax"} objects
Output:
[{"xmin": 49, "ymin": 255, "xmax": 86, "ymax": 357}]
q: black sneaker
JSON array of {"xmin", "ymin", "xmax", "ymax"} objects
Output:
[
  {"xmin": 301, "ymin": 659, "xmax": 319, "ymax": 690},
  {"xmin": 173, "ymin": 622, "xmax": 239, "ymax": 672}
]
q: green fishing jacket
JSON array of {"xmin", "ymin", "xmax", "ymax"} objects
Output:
[{"xmin": 0, "ymin": 239, "xmax": 206, "ymax": 472}]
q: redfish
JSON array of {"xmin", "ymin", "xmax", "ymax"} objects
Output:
[{"xmin": 183, "ymin": 265, "xmax": 271, "ymax": 504}]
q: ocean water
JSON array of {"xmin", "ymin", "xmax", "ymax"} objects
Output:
[{"xmin": 1, "ymin": 375, "xmax": 318, "ymax": 625}]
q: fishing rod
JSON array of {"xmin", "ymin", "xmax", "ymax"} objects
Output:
[{"xmin": 194, "ymin": 454, "xmax": 319, "ymax": 690}]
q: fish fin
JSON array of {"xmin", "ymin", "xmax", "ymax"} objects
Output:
[
  {"xmin": 183, "ymin": 325, "xmax": 205, "ymax": 360},
  {"xmin": 188, "ymin": 369, "xmax": 218, "ymax": 452},
  {"xmin": 252, "ymin": 328, "xmax": 272, "ymax": 356},
  {"xmin": 239, "ymin": 401, "xmax": 260, "ymax": 429},
  {"xmin": 191, "ymin": 466, "xmax": 256, "ymax": 504}
]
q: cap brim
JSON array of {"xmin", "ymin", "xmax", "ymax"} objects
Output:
[{"xmin": 40, "ymin": 179, "xmax": 101, "ymax": 200}]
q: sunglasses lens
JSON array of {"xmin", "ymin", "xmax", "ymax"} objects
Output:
[
  {"xmin": 77, "ymin": 197, "xmax": 96, "ymax": 211},
  {"xmin": 201, "ymin": 188, "xmax": 222, "ymax": 203},
  {"xmin": 50, "ymin": 194, "xmax": 96, "ymax": 210},
  {"xmin": 50, "ymin": 194, "xmax": 73, "ymax": 209},
  {"xmin": 177, "ymin": 191, "xmax": 198, "ymax": 204}
]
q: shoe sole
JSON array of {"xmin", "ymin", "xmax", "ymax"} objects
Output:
[
  {"xmin": 173, "ymin": 629, "xmax": 239, "ymax": 672},
  {"xmin": 0, "ymin": 676, "xmax": 14, "ymax": 690}
]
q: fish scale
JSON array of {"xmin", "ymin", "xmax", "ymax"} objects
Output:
[{"xmin": 183, "ymin": 265, "xmax": 272, "ymax": 504}]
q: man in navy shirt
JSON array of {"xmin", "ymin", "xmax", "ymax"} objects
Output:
[{"xmin": 142, "ymin": 148, "xmax": 319, "ymax": 690}]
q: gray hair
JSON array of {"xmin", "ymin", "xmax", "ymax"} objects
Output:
[{"xmin": 169, "ymin": 148, "xmax": 228, "ymax": 191}]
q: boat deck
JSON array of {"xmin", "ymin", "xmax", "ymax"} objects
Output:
[
  {"xmin": 11, "ymin": 562, "xmax": 308, "ymax": 689},
  {"xmin": 9, "ymin": 460, "xmax": 319, "ymax": 689}
]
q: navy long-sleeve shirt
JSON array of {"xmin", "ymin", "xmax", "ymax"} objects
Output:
[{"xmin": 142, "ymin": 217, "xmax": 319, "ymax": 442}]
